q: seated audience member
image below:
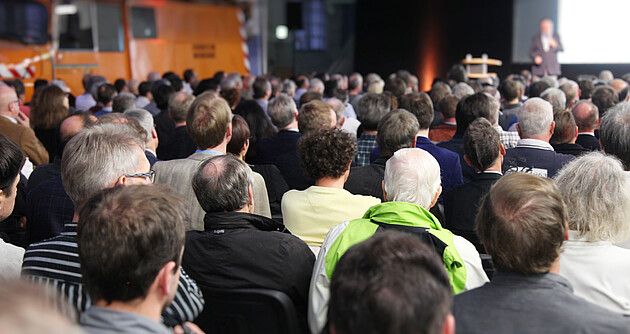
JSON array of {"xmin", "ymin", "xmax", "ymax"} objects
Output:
[
  {"xmin": 528, "ymin": 79, "xmax": 551, "ymax": 98},
  {"xmin": 559, "ymin": 80, "xmax": 580, "ymax": 109},
  {"xmin": 228, "ymin": 115, "xmax": 288, "ymax": 217},
  {"xmin": 502, "ymin": 98, "xmax": 573, "ymax": 178},
  {"xmin": 282, "ymin": 128, "xmax": 380, "ymax": 249},
  {"xmin": 26, "ymin": 112, "xmax": 95, "ymax": 245},
  {"xmin": 298, "ymin": 90, "xmax": 323, "ymax": 108},
  {"xmin": 135, "ymin": 81, "xmax": 153, "ymax": 109},
  {"xmin": 159, "ymin": 92, "xmax": 196, "ymax": 161},
  {"xmin": 451, "ymin": 82, "xmax": 474, "ymax": 100},
  {"xmin": 124, "ymin": 109, "xmax": 162, "ymax": 166},
  {"xmin": 399, "ymin": 92, "xmax": 463, "ymax": 195},
  {"xmin": 152, "ymin": 84, "xmax": 176, "ymax": 158},
  {"xmin": 328, "ymin": 232, "xmax": 455, "ymax": 334},
  {"xmin": 112, "ymin": 92, "xmax": 136, "ymax": 114},
  {"xmin": 78, "ymin": 185, "xmax": 202, "ymax": 334},
  {"xmin": 498, "ymin": 79, "xmax": 523, "ymax": 129},
  {"xmin": 541, "ymin": 87, "xmax": 567, "ymax": 110},
  {"xmin": 253, "ymin": 77, "xmax": 272, "ymax": 120},
  {"xmin": 550, "ymin": 110, "xmax": 588, "ymax": 157},
  {"xmin": 428, "ymin": 81, "xmax": 451, "ymax": 127},
  {"xmin": 276, "ymin": 100, "xmax": 336, "ymax": 190},
  {"xmin": 183, "ymin": 155, "xmax": 314, "ymax": 330},
  {"xmin": 255, "ymin": 93, "xmax": 301, "ymax": 164},
  {"xmin": 235, "ymin": 99, "xmax": 277, "ymax": 163},
  {"xmin": 327, "ymin": 97, "xmax": 360, "ymax": 135},
  {"xmin": 571, "ymin": 100, "xmax": 601, "ymax": 151},
  {"xmin": 485, "ymin": 92, "xmax": 520, "ymax": 149},
  {"xmin": 444, "ymin": 118, "xmax": 504, "ymax": 253},
  {"xmin": 554, "ymin": 153, "xmax": 630, "ymax": 314},
  {"xmin": 347, "ymin": 73, "xmax": 363, "ymax": 113},
  {"xmin": 600, "ymin": 101, "xmax": 630, "ymax": 172},
  {"xmin": 354, "ymin": 93, "xmax": 391, "ymax": 166},
  {"xmin": 0, "ymin": 85, "xmax": 48, "ymax": 166},
  {"xmin": 30, "ymin": 84, "xmax": 69, "ymax": 163},
  {"xmin": 22, "ymin": 124, "xmax": 204, "ymax": 326},
  {"xmin": 591, "ymin": 85, "xmax": 619, "ymax": 118},
  {"xmin": 310, "ymin": 148, "xmax": 487, "ymax": 334},
  {"xmin": 429, "ymin": 95, "xmax": 458, "ymax": 142},
  {"xmin": 0, "ymin": 134, "xmax": 24, "ymax": 279},
  {"xmin": 92, "ymin": 83, "xmax": 117, "ymax": 117},
  {"xmin": 154, "ymin": 92, "xmax": 271, "ymax": 231},
  {"xmin": 345, "ymin": 109, "xmax": 418, "ymax": 200},
  {"xmin": 453, "ymin": 173, "xmax": 630, "ymax": 333},
  {"xmin": 610, "ymin": 78, "xmax": 629, "ymax": 102}
]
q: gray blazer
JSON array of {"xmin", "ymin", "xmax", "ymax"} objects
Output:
[
  {"xmin": 529, "ymin": 33, "xmax": 563, "ymax": 77},
  {"xmin": 153, "ymin": 152, "xmax": 271, "ymax": 231}
]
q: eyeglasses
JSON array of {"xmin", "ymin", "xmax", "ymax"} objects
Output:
[{"xmin": 124, "ymin": 170, "xmax": 155, "ymax": 183}]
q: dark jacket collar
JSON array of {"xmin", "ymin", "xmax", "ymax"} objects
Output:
[
  {"xmin": 491, "ymin": 270, "xmax": 573, "ymax": 292},
  {"xmin": 473, "ymin": 172, "xmax": 502, "ymax": 181},
  {"xmin": 203, "ymin": 211, "xmax": 287, "ymax": 233}
]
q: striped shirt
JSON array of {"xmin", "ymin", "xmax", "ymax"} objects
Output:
[{"xmin": 22, "ymin": 222, "xmax": 204, "ymax": 326}]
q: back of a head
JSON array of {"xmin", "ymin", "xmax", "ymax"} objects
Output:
[
  {"xmin": 227, "ymin": 115, "xmax": 251, "ymax": 156},
  {"xmin": 152, "ymin": 83, "xmax": 176, "ymax": 110},
  {"xmin": 553, "ymin": 152, "xmax": 630, "ymax": 243},
  {"xmin": 298, "ymin": 100, "xmax": 334, "ymax": 134},
  {"xmin": 499, "ymin": 79, "xmax": 520, "ymax": 102},
  {"xmin": 430, "ymin": 81, "xmax": 451, "ymax": 106},
  {"xmin": 123, "ymin": 109, "xmax": 154, "ymax": 143},
  {"xmin": 326, "ymin": 98, "xmax": 345, "ymax": 127},
  {"xmin": 78, "ymin": 185, "xmax": 185, "ymax": 304},
  {"xmin": 610, "ymin": 79, "xmax": 629, "ymax": 101},
  {"xmin": 398, "ymin": 92, "xmax": 434, "ymax": 129},
  {"xmin": 358, "ymin": 93, "xmax": 391, "ymax": 131},
  {"xmin": 559, "ymin": 81, "xmax": 578, "ymax": 105},
  {"xmin": 138, "ymin": 81, "xmax": 153, "ymax": 97},
  {"xmin": 529, "ymin": 80, "xmax": 551, "ymax": 98},
  {"xmin": 377, "ymin": 109, "xmax": 419, "ymax": 158},
  {"xmin": 268, "ymin": 93, "xmax": 297, "ymax": 129},
  {"xmin": 168, "ymin": 92, "xmax": 195, "ymax": 124},
  {"xmin": 194, "ymin": 78, "xmax": 219, "ymax": 96},
  {"xmin": 112, "ymin": 92, "xmax": 137, "ymax": 114},
  {"xmin": 298, "ymin": 128, "xmax": 356, "ymax": 181},
  {"xmin": 464, "ymin": 118, "xmax": 500, "ymax": 172},
  {"xmin": 309, "ymin": 78, "xmax": 325, "ymax": 93},
  {"xmin": 30, "ymin": 84, "xmax": 68, "ymax": 129},
  {"xmin": 599, "ymin": 70, "xmax": 614, "ymax": 83},
  {"xmin": 329, "ymin": 231, "xmax": 452, "ymax": 334},
  {"xmin": 591, "ymin": 85, "xmax": 619, "ymax": 118},
  {"xmin": 451, "ymin": 82, "xmax": 474, "ymax": 100},
  {"xmin": 384, "ymin": 77, "xmax": 406, "ymax": 99},
  {"xmin": 550, "ymin": 110, "xmax": 576, "ymax": 145},
  {"xmin": 447, "ymin": 64, "xmax": 467, "ymax": 83},
  {"xmin": 62, "ymin": 123, "xmax": 145, "ymax": 206},
  {"xmin": 540, "ymin": 88, "xmax": 566, "ymax": 110},
  {"xmin": 476, "ymin": 173, "xmax": 567, "ymax": 274},
  {"xmin": 186, "ymin": 92, "xmax": 231, "ymax": 150},
  {"xmin": 192, "ymin": 154, "xmax": 254, "ymax": 213},
  {"xmin": 571, "ymin": 100, "xmax": 599, "ymax": 131},
  {"xmin": 299, "ymin": 91, "xmax": 323, "ymax": 108},
  {"xmin": 97, "ymin": 83, "xmax": 117, "ymax": 105},
  {"xmin": 253, "ymin": 77, "xmax": 271, "ymax": 99},
  {"xmin": 384, "ymin": 148, "xmax": 441, "ymax": 209},
  {"xmin": 438, "ymin": 95, "xmax": 459, "ymax": 119},
  {"xmin": 517, "ymin": 97, "xmax": 553, "ymax": 138},
  {"xmin": 0, "ymin": 133, "xmax": 23, "ymax": 195},
  {"xmin": 348, "ymin": 73, "xmax": 363, "ymax": 91},
  {"xmin": 578, "ymin": 78, "xmax": 595, "ymax": 99},
  {"xmin": 454, "ymin": 92, "xmax": 495, "ymax": 135},
  {"xmin": 600, "ymin": 101, "xmax": 630, "ymax": 169}
]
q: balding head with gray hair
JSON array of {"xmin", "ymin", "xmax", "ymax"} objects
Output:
[
  {"xmin": 517, "ymin": 97, "xmax": 554, "ymax": 139},
  {"xmin": 168, "ymin": 92, "xmax": 195, "ymax": 124},
  {"xmin": 112, "ymin": 92, "xmax": 137, "ymax": 114},
  {"xmin": 123, "ymin": 109, "xmax": 154, "ymax": 143},
  {"xmin": 600, "ymin": 101, "xmax": 630, "ymax": 169},
  {"xmin": 309, "ymin": 78, "xmax": 325, "ymax": 94},
  {"xmin": 384, "ymin": 148, "xmax": 441, "ymax": 209},
  {"xmin": 325, "ymin": 98, "xmax": 345, "ymax": 127},
  {"xmin": 268, "ymin": 93, "xmax": 298, "ymax": 129},
  {"xmin": 571, "ymin": 100, "xmax": 599, "ymax": 132},
  {"xmin": 357, "ymin": 93, "xmax": 391, "ymax": 131},
  {"xmin": 541, "ymin": 88, "xmax": 567, "ymax": 110},
  {"xmin": 452, "ymin": 82, "xmax": 474, "ymax": 100}
]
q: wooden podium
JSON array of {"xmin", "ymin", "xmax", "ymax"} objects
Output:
[{"xmin": 461, "ymin": 54, "xmax": 502, "ymax": 79}]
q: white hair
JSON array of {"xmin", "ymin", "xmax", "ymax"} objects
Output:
[
  {"xmin": 384, "ymin": 148, "xmax": 441, "ymax": 209},
  {"xmin": 554, "ymin": 152, "xmax": 630, "ymax": 242},
  {"xmin": 367, "ymin": 80, "xmax": 384, "ymax": 94},
  {"xmin": 541, "ymin": 87, "xmax": 566, "ymax": 110},
  {"xmin": 517, "ymin": 97, "xmax": 553, "ymax": 137},
  {"xmin": 123, "ymin": 109, "xmax": 154, "ymax": 142},
  {"xmin": 452, "ymin": 82, "xmax": 474, "ymax": 100},
  {"xmin": 326, "ymin": 98, "xmax": 345, "ymax": 126},
  {"xmin": 309, "ymin": 78, "xmax": 325, "ymax": 93},
  {"xmin": 599, "ymin": 70, "xmax": 614, "ymax": 83}
]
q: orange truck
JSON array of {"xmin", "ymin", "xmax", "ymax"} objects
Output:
[{"xmin": 0, "ymin": 0, "xmax": 250, "ymax": 99}]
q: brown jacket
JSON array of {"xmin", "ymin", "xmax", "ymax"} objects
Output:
[{"xmin": 0, "ymin": 116, "xmax": 48, "ymax": 166}]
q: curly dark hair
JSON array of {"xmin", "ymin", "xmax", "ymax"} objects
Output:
[{"xmin": 298, "ymin": 128, "xmax": 357, "ymax": 180}]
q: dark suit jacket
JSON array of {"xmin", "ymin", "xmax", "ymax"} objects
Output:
[
  {"xmin": 575, "ymin": 134, "xmax": 601, "ymax": 151},
  {"xmin": 255, "ymin": 130, "xmax": 301, "ymax": 164},
  {"xmin": 25, "ymin": 176, "xmax": 74, "ymax": 245},
  {"xmin": 275, "ymin": 150, "xmax": 314, "ymax": 190},
  {"xmin": 417, "ymin": 136, "xmax": 463, "ymax": 195},
  {"xmin": 529, "ymin": 33, "xmax": 563, "ymax": 76},
  {"xmin": 502, "ymin": 147, "xmax": 574, "ymax": 178},
  {"xmin": 145, "ymin": 150, "xmax": 159, "ymax": 167},
  {"xmin": 154, "ymin": 109, "xmax": 175, "ymax": 160},
  {"xmin": 437, "ymin": 134, "xmax": 477, "ymax": 183},
  {"xmin": 551, "ymin": 143, "xmax": 589, "ymax": 157},
  {"xmin": 345, "ymin": 156, "xmax": 388, "ymax": 200},
  {"xmin": 443, "ymin": 172, "xmax": 501, "ymax": 253},
  {"xmin": 499, "ymin": 103, "xmax": 522, "ymax": 130},
  {"xmin": 159, "ymin": 125, "xmax": 196, "ymax": 161}
]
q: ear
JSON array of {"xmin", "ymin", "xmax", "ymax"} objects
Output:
[
  {"xmin": 499, "ymin": 143, "xmax": 506, "ymax": 156},
  {"xmin": 596, "ymin": 118, "xmax": 600, "ymax": 129},
  {"xmin": 442, "ymin": 314, "xmax": 456, "ymax": 334},
  {"xmin": 157, "ymin": 261, "xmax": 177, "ymax": 297},
  {"xmin": 430, "ymin": 186, "xmax": 442, "ymax": 208},
  {"xmin": 151, "ymin": 128, "xmax": 158, "ymax": 140},
  {"xmin": 463, "ymin": 154, "xmax": 475, "ymax": 168},
  {"xmin": 563, "ymin": 222, "xmax": 569, "ymax": 242},
  {"xmin": 247, "ymin": 184, "xmax": 255, "ymax": 213},
  {"xmin": 549, "ymin": 121, "xmax": 556, "ymax": 135},
  {"xmin": 115, "ymin": 175, "xmax": 128, "ymax": 186},
  {"xmin": 516, "ymin": 124, "xmax": 522, "ymax": 137},
  {"xmin": 225, "ymin": 121, "xmax": 233, "ymax": 142},
  {"xmin": 382, "ymin": 180, "xmax": 387, "ymax": 202},
  {"xmin": 573, "ymin": 125, "xmax": 579, "ymax": 141}
]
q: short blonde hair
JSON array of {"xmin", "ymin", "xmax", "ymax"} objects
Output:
[{"xmin": 186, "ymin": 92, "xmax": 232, "ymax": 150}]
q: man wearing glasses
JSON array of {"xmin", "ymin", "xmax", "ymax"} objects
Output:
[
  {"xmin": 0, "ymin": 83, "xmax": 48, "ymax": 166},
  {"xmin": 22, "ymin": 123, "xmax": 205, "ymax": 331}
]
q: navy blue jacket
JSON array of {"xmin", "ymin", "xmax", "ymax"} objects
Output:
[{"xmin": 255, "ymin": 130, "xmax": 301, "ymax": 164}]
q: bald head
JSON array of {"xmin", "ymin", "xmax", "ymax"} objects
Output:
[
  {"xmin": 0, "ymin": 85, "xmax": 19, "ymax": 117},
  {"xmin": 571, "ymin": 100, "xmax": 599, "ymax": 132},
  {"xmin": 540, "ymin": 19, "xmax": 553, "ymax": 35},
  {"xmin": 610, "ymin": 79, "xmax": 629, "ymax": 101}
]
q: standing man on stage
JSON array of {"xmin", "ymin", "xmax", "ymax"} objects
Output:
[{"xmin": 530, "ymin": 18, "xmax": 563, "ymax": 77}]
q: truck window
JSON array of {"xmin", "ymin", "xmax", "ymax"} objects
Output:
[
  {"xmin": 131, "ymin": 7, "xmax": 157, "ymax": 39},
  {"xmin": 0, "ymin": 1, "xmax": 48, "ymax": 45},
  {"xmin": 58, "ymin": 2, "xmax": 124, "ymax": 52}
]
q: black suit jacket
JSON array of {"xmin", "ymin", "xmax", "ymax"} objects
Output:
[
  {"xmin": 575, "ymin": 134, "xmax": 601, "ymax": 151},
  {"xmin": 551, "ymin": 143, "xmax": 589, "ymax": 157},
  {"xmin": 529, "ymin": 32, "xmax": 563, "ymax": 76},
  {"xmin": 275, "ymin": 151, "xmax": 314, "ymax": 190},
  {"xmin": 154, "ymin": 109, "xmax": 175, "ymax": 159},
  {"xmin": 344, "ymin": 156, "xmax": 387, "ymax": 201},
  {"xmin": 443, "ymin": 172, "xmax": 502, "ymax": 253},
  {"xmin": 255, "ymin": 130, "xmax": 301, "ymax": 164}
]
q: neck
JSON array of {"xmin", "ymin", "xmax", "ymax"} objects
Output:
[
  {"xmin": 548, "ymin": 257, "xmax": 560, "ymax": 274},
  {"xmin": 201, "ymin": 143, "xmax": 227, "ymax": 154},
  {"xmin": 174, "ymin": 121, "xmax": 186, "ymax": 127},
  {"xmin": 507, "ymin": 99, "xmax": 519, "ymax": 105},
  {"xmin": 442, "ymin": 117, "xmax": 456, "ymax": 123},
  {"xmin": 417, "ymin": 129, "xmax": 429, "ymax": 137},
  {"xmin": 523, "ymin": 135, "xmax": 550, "ymax": 142},
  {"xmin": 363, "ymin": 130, "xmax": 377, "ymax": 135},
  {"xmin": 350, "ymin": 88, "xmax": 360, "ymax": 95},
  {"xmin": 315, "ymin": 176, "xmax": 346, "ymax": 189},
  {"xmin": 94, "ymin": 298, "xmax": 162, "ymax": 323},
  {"xmin": 578, "ymin": 128, "xmax": 594, "ymax": 133},
  {"xmin": 72, "ymin": 211, "xmax": 80, "ymax": 223},
  {"xmin": 0, "ymin": 110, "xmax": 14, "ymax": 119},
  {"xmin": 483, "ymin": 159, "xmax": 503, "ymax": 173},
  {"xmin": 281, "ymin": 121, "xmax": 298, "ymax": 131}
]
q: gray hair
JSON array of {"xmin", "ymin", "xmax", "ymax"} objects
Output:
[
  {"xmin": 326, "ymin": 98, "xmax": 345, "ymax": 126},
  {"xmin": 384, "ymin": 148, "xmax": 441, "ymax": 209},
  {"xmin": 123, "ymin": 109, "xmax": 154, "ymax": 143},
  {"xmin": 62, "ymin": 123, "xmax": 145, "ymax": 205},
  {"xmin": 357, "ymin": 93, "xmax": 391, "ymax": 131},
  {"xmin": 112, "ymin": 92, "xmax": 137, "ymax": 114},
  {"xmin": 168, "ymin": 92, "xmax": 195, "ymax": 124},
  {"xmin": 518, "ymin": 97, "xmax": 554, "ymax": 137},
  {"xmin": 309, "ymin": 78, "xmax": 325, "ymax": 93},
  {"xmin": 541, "ymin": 88, "xmax": 567, "ymax": 110},
  {"xmin": 268, "ymin": 93, "xmax": 297, "ymax": 129},
  {"xmin": 599, "ymin": 70, "xmax": 614, "ymax": 83},
  {"xmin": 554, "ymin": 152, "xmax": 630, "ymax": 242},
  {"xmin": 192, "ymin": 154, "xmax": 254, "ymax": 213},
  {"xmin": 367, "ymin": 80, "xmax": 385, "ymax": 94},
  {"xmin": 600, "ymin": 101, "xmax": 630, "ymax": 168},
  {"xmin": 281, "ymin": 79, "xmax": 296, "ymax": 96},
  {"xmin": 221, "ymin": 72, "xmax": 243, "ymax": 90},
  {"xmin": 541, "ymin": 76, "xmax": 558, "ymax": 88},
  {"xmin": 571, "ymin": 100, "xmax": 599, "ymax": 130},
  {"xmin": 484, "ymin": 92, "xmax": 500, "ymax": 124},
  {"xmin": 452, "ymin": 82, "xmax": 474, "ymax": 100},
  {"xmin": 365, "ymin": 73, "xmax": 382, "ymax": 85},
  {"xmin": 559, "ymin": 80, "xmax": 579, "ymax": 104}
]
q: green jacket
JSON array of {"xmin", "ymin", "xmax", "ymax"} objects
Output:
[{"xmin": 324, "ymin": 201, "xmax": 467, "ymax": 294}]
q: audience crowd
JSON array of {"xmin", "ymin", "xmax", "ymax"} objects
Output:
[{"xmin": 2, "ymin": 66, "xmax": 630, "ymax": 333}]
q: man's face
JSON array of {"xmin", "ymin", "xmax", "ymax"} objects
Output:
[
  {"xmin": 0, "ymin": 175, "xmax": 19, "ymax": 221},
  {"xmin": 329, "ymin": 109, "xmax": 338, "ymax": 128},
  {"xmin": 124, "ymin": 147, "xmax": 152, "ymax": 186},
  {"xmin": 540, "ymin": 20, "xmax": 553, "ymax": 35}
]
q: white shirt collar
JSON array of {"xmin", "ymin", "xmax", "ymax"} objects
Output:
[
  {"xmin": 577, "ymin": 132, "xmax": 595, "ymax": 136},
  {"xmin": 516, "ymin": 138, "xmax": 554, "ymax": 151},
  {"xmin": 0, "ymin": 115, "xmax": 17, "ymax": 124}
]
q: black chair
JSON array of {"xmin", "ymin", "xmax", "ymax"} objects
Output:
[
  {"xmin": 194, "ymin": 287, "xmax": 301, "ymax": 334},
  {"xmin": 480, "ymin": 253, "xmax": 495, "ymax": 280}
]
